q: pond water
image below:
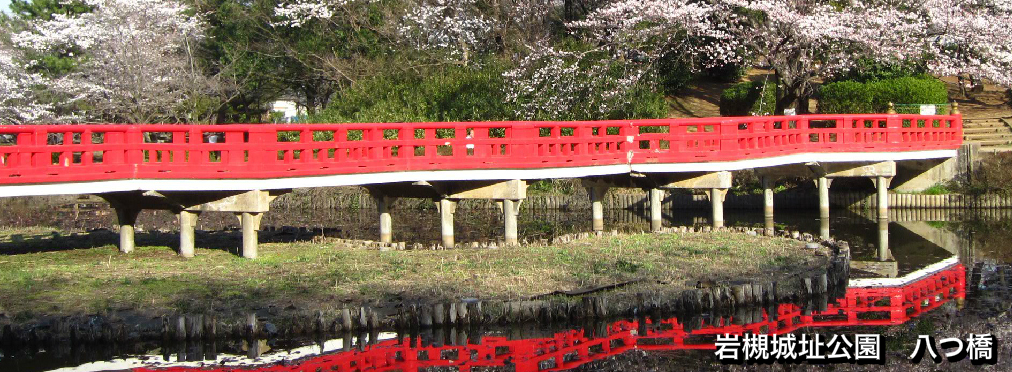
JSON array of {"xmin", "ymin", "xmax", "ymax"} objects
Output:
[{"xmin": 0, "ymin": 202, "xmax": 1010, "ymax": 371}]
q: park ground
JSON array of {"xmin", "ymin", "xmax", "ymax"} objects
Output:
[{"xmin": 0, "ymin": 227, "xmax": 818, "ymax": 321}]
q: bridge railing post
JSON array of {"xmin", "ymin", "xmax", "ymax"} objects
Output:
[
  {"xmin": 16, "ymin": 131, "xmax": 33, "ymax": 168},
  {"xmin": 124, "ymin": 126, "xmax": 143, "ymax": 166},
  {"xmin": 246, "ymin": 127, "xmax": 271, "ymax": 165},
  {"xmin": 886, "ymin": 113, "xmax": 902, "ymax": 147},
  {"xmin": 226, "ymin": 129, "xmax": 246, "ymax": 165},
  {"xmin": 187, "ymin": 127, "xmax": 202, "ymax": 165},
  {"xmin": 30, "ymin": 127, "xmax": 50, "ymax": 167},
  {"xmin": 719, "ymin": 120, "xmax": 739, "ymax": 156}
]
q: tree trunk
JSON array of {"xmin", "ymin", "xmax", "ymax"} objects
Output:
[{"xmin": 304, "ymin": 86, "xmax": 317, "ymax": 116}]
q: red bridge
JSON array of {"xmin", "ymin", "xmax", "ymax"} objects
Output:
[
  {"xmin": 132, "ymin": 262, "xmax": 965, "ymax": 371},
  {"xmin": 0, "ymin": 113, "xmax": 963, "ymax": 257}
]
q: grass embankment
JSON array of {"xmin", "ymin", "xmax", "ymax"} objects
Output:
[{"xmin": 0, "ymin": 227, "xmax": 815, "ymax": 319}]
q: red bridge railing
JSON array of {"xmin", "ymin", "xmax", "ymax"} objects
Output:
[
  {"xmin": 136, "ymin": 263, "xmax": 965, "ymax": 372},
  {"xmin": 0, "ymin": 114, "xmax": 961, "ymax": 186}
]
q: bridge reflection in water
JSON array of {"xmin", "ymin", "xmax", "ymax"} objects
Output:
[{"xmin": 133, "ymin": 261, "xmax": 964, "ymax": 372}]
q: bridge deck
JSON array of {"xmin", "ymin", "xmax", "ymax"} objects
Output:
[{"xmin": 0, "ymin": 114, "xmax": 961, "ymax": 197}]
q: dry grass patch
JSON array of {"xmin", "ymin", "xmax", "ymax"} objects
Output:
[{"xmin": 0, "ymin": 229, "xmax": 815, "ymax": 319}]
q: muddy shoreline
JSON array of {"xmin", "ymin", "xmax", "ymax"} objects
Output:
[{"xmin": 0, "ymin": 227, "xmax": 849, "ymax": 349}]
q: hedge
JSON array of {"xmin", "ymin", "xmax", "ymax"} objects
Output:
[
  {"xmin": 819, "ymin": 76, "xmax": 949, "ymax": 114},
  {"xmin": 719, "ymin": 81, "xmax": 775, "ymax": 116}
]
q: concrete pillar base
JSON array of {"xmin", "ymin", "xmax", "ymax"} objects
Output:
[
  {"xmin": 179, "ymin": 211, "xmax": 200, "ymax": 258},
  {"xmin": 873, "ymin": 176, "xmax": 893, "ymax": 219},
  {"xmin": 437, "ymin": 199, "xmax": 457, "ymax": 248},
  {"xmin": 239, "ymin": 212, "xmax": 263, "ymax": 259},
  {"xmin": 649, "ymin": 188, "xmax": 664, "ymax": 232},
  {"xmin": 706, "ymin": 188, "xmax": 728, "ymax": 228},
  {"xmin": 374, "ymin": 195, "xmax": 397, "ymax": 244},
  {"xmin": 817, "ymin": 177, "xmax": 833, "ymax": 220},
  {"xmin": 878, "ymin": 218, "xmax": 891, "ymax": 261},
  {"xmin": 820, "ymin": 216, "xmax": 830, "ymax": 241},
  {"xmin": 115, "ymin": 208, "xmax": 141, "ymax": 253},
  {"xmin": 501, "ymin": 199, "xmax": 522, "ymax": 246},
  {"xmin": 586, "ymin": 187, "xmax": 608, "ymax": 232},
  {"xmin": 761, "ymin": 176, "xmax": 774, "ymax": 221}
]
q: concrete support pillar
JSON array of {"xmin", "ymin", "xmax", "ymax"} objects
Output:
[
  {"xmin": 878, "ymin": 218, "xmax": 890, "ymax": 262},
  {"xmin": 502, "ymin": 199, "xmax": 521, "ymax": 246},
  {"xmin": 649, "ymin": 188, "xmax": 663, "ymax": 232},
  {"xmin": 761, "ymin": 176, "xmax": 775, "ymax": 232},
  {"xmin": 761, "ymin": 177, "xmax": 774, "ymax": 220},
  {"xmin": 374, "ymin": 195, "xmax": 396, "ymax": 244},
  {"xmin": 875, "ymin": 176, "xmax": 892, "ymax": 219},
  {"xmin": 179, "ymin": 210, "xmax": 199, "ymax": 258},
  {"xmin": 438, "ymin": 199, "xmax": 457, "ymax": 248},
  {"xmin": 818, "ymin": 177, "xmax": 832, "ymax": 220},
  {"xmin": 115, "ymin": 208, "xmax": 140, "ymax": 253},
  {"xmin": 707, "ymin": 188, "xmax": 728, "ymax": 228},
  {"xmin": 586, "ymin": 187, "xmax": 608, "ymax": 232},
  {"xmin": 240, "ymin": 212, "xmax": 262, "ymax": 259},
  {"xmin": 820, "ymin": 215, "xmax": 831, "ymax": 241}
]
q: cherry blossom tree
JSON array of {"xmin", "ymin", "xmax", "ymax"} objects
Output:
[
  {"xmin": 399, "ymin": 0, "xmax": 494, "ymax": 64},
  {"xmin": 570, "ymin": 0, "xmax": 1012, "ymax": 114},
  {"xmin": 921, "ymin": 0, "xmax": 1012, "ymax": 88},
  {"xmin": 0, "ymin": 41, "xmax": 55, "ymax": 124},
  {"xmin": 12, "ymin": 0, "xmax": 220, "ymax": 123}
]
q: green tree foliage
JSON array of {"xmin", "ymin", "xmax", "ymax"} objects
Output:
[
  {"xmin": 10, "ymin": 0, "xmax": 90, "ymax": 21},
  {"xmin": 9, "ymin": 0, "xmax": 92, "ymax": 76}
]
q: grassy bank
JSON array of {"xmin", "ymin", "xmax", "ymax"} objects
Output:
[{"xmin": 0, "ymin": 228, "xmax": 816, "ymax": 320}]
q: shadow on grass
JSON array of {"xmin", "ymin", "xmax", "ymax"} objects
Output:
[{"xmin": 0, "ymin": 227, "xmax": 338, "ymax": 256}]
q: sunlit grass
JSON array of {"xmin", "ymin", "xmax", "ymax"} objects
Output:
[{"xmin": 0, "ymin": 229, "xmax": 813, "ymax": 318}]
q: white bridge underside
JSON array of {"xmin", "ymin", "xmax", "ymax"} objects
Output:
[{"xmin": 0, "ymin": 150, "xmax": 956, "ymax": 197}]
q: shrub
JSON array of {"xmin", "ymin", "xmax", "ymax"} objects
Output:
[
  {"xmin": 818, "ymin": 76, "xmax": 949, "ymax": 114},
  {"xmin": 313, "ymin": 62, "xmax": 515, "ymax": 123},
  {"xmin": 870, "ymin": 76, "xmax": 949, "ymax": 112},
  {"xmin": 719, "ymin": 81, "xmax": 775, "ymax": 116},
  {"xmin": 818, "ymin": 80, "xmax": 874, "ymax": 113}
]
